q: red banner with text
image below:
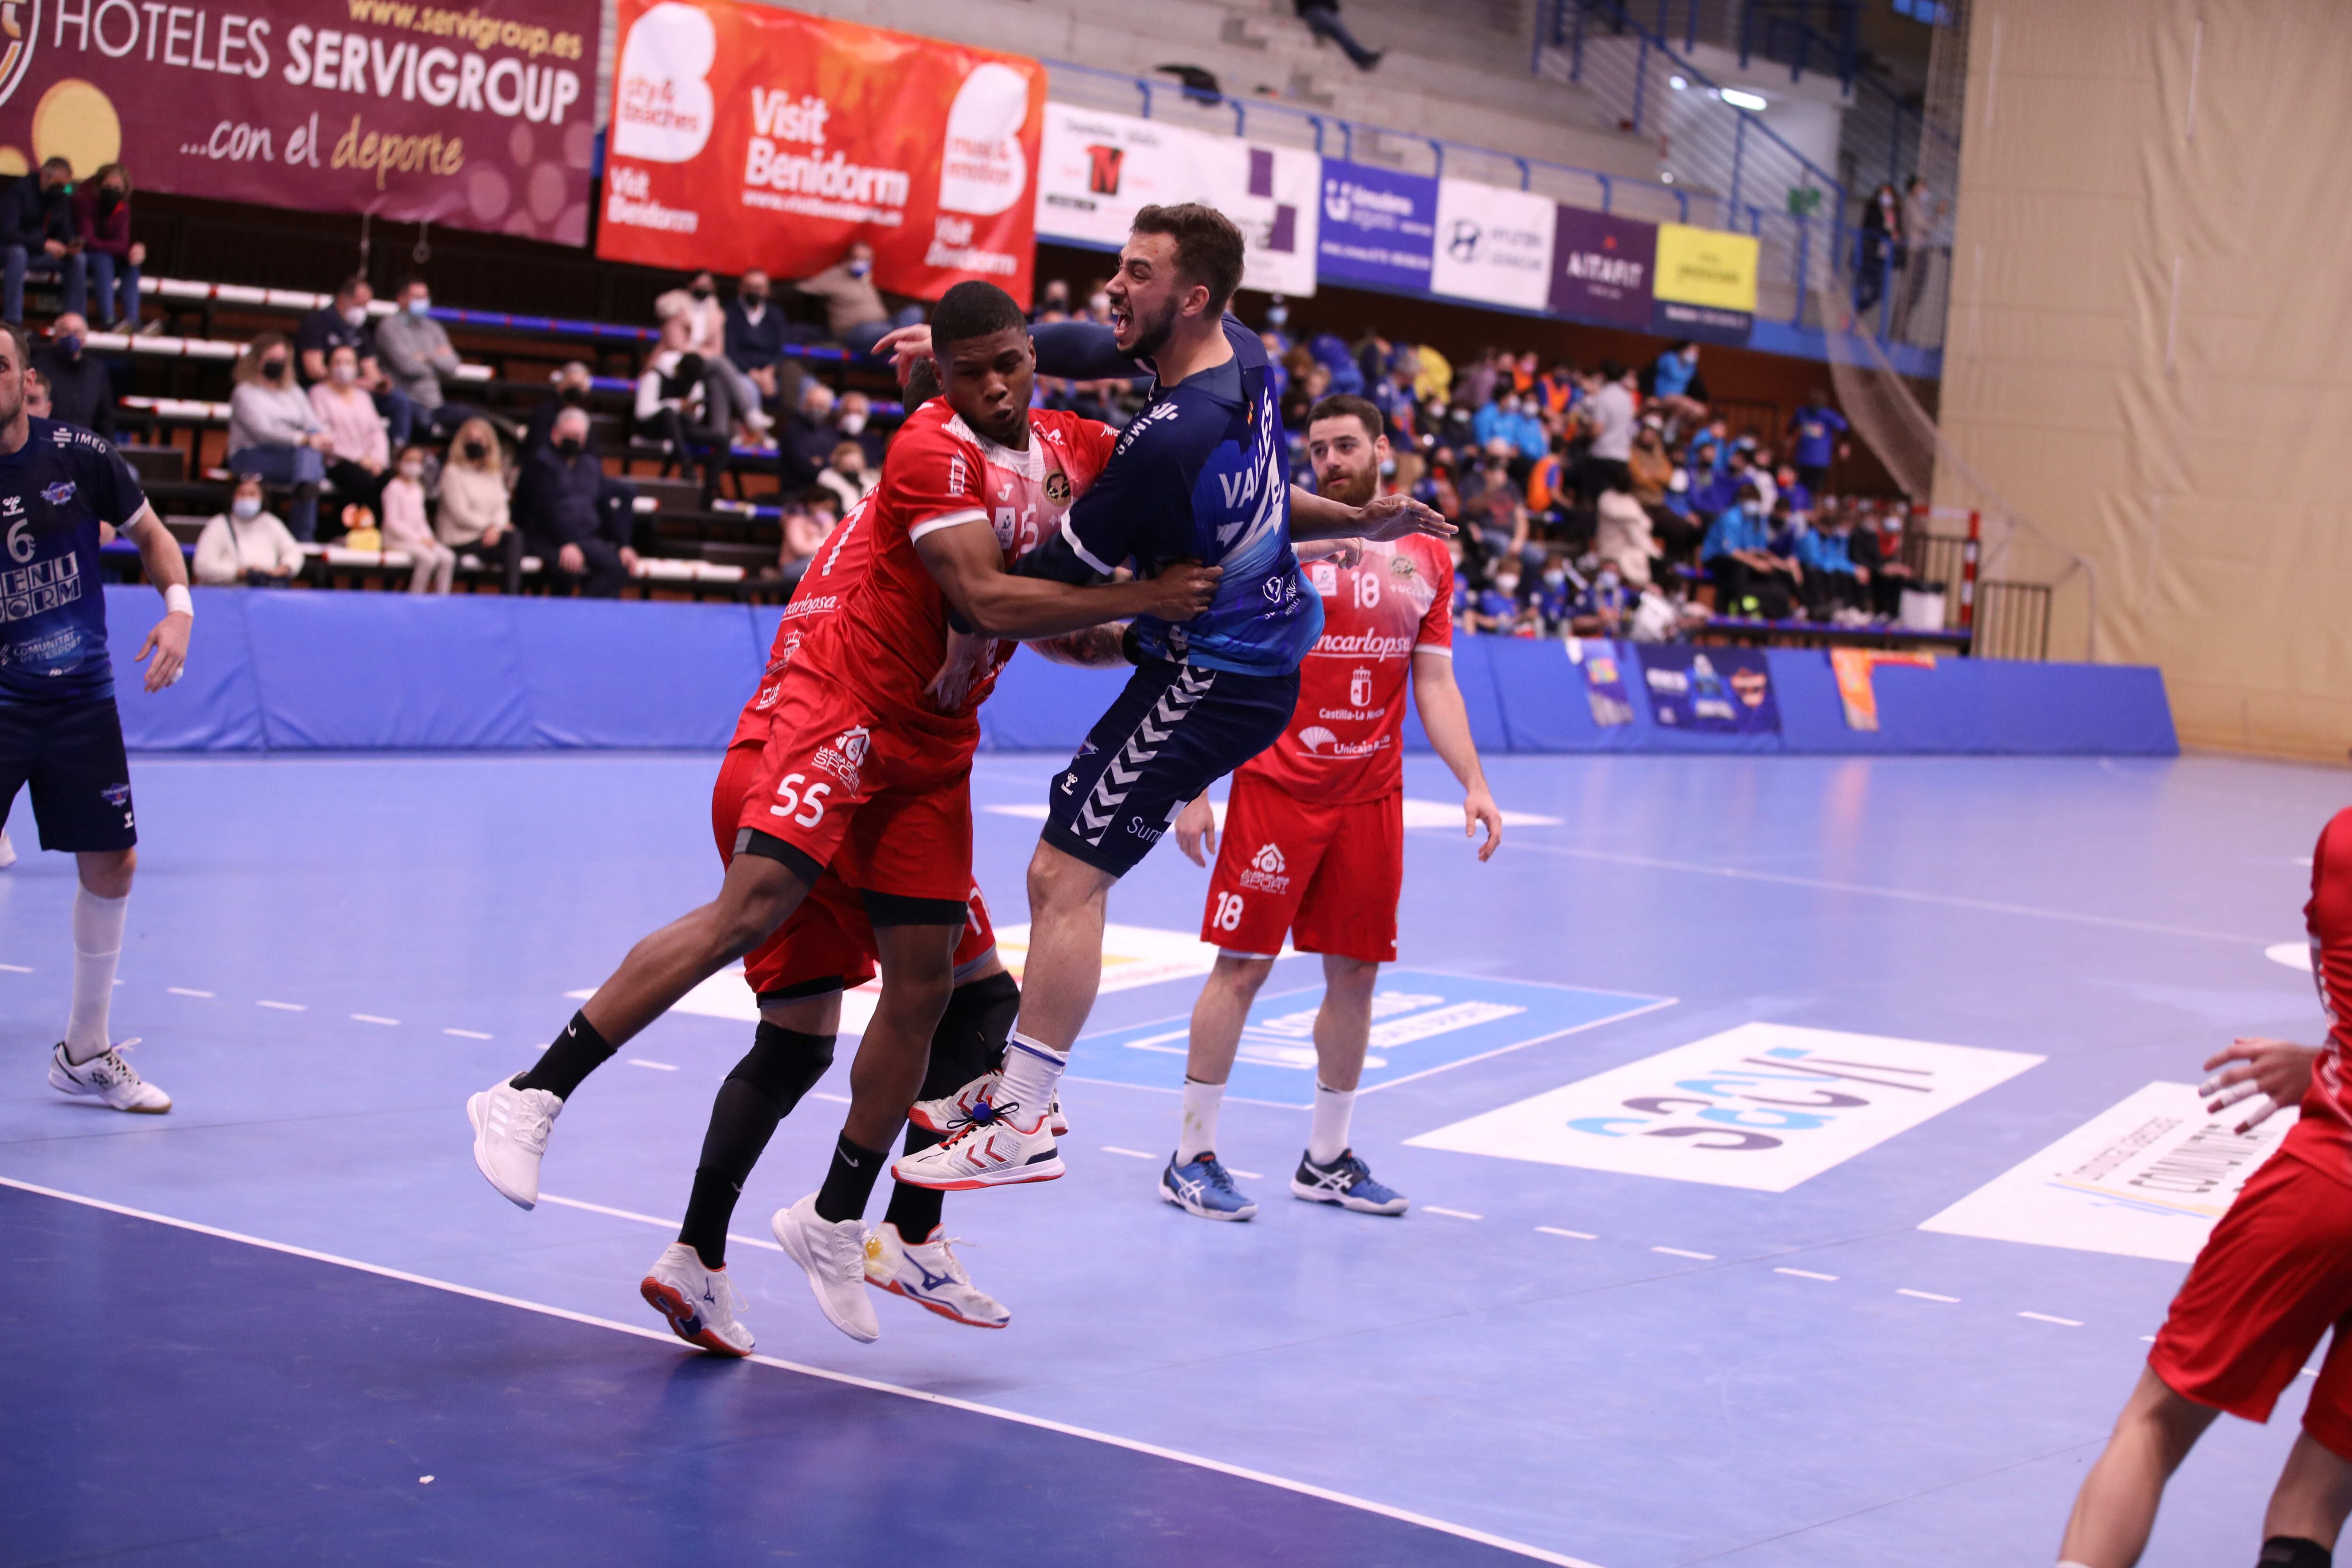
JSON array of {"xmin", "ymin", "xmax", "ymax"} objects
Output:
[
  {"xmin": 597, "ymin": 0, "xmax": 1041, "ymax": 302},
  {"xmin": 0, "ymin": 0, "xmax": 598, "ymax": 244}
]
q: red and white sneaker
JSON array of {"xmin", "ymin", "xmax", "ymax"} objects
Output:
[
  {"xmin": 640, "ymin": 1242, "xmax": 754, "ymax": 1356},
  {"xmin": 907, "ymin": 1071, "xmax": 1066, "ymax": 1137},
  {"xmin": 891, "ymin": 1104, "xmax": 1064, "ymax": 1191},
  {"xmin": 864, "ymin": 1223, "xmax": 1009, "ymax": 1329}
]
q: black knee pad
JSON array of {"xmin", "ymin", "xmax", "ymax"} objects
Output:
[
  {"xmin": 727, "ymin": 1023, "xmax": 836, "ymax": 1114},
  {"xmin": 2261, "ymin": 1539, "xmax": 2332, "ymax": 1568},
  {"xmin": 919, "ymin": 970, "xmax": 1020, "ymax": 1100}
]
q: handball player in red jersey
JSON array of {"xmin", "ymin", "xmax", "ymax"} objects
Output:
[
  {"xmin": 1160, "ymin": 393, "xmax": 1503, "ymax": 1221},
  {"xmin": 468, "ymin": 283, "xmax": 1218, "ymax": 1345},
  {"xmin": 2057, "ymin": 806, "xmax": 2352, "ymax": 1568}
]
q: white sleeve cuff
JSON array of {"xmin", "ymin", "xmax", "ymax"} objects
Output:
[
  {"xmin": 1412, "ymin": 641, "xmax": 1452, "ymax": 656},
  {"xmin": 906, "ymin": 508, "xmax": 988, "ymax": 542},
  {"xmin": 1058, "ymin": 516, "xmax": 1118, "ymax": 577}
]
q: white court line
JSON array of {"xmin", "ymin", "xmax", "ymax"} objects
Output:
[
  {"xmin": 444, "ymin": 1028, "xmax": 493, "ymax": 1041},
  {"xmin": 1358, "ymin": 996, "xmax": 1681, "ymax": 1100},
  {"xmin": 0, "ymin": 1175, "xmax": 1603, "ymax": 1568},
  {"xmin": 351, "ymin": 1014, "xmax": 401, "ymax": 1027},
  {"xmin": 1652, "ymin": 1247, "xmax": 1715, "ymax": 1260},
  {"xmin": 167, "ymin": 987, "xmax": 214, "ymax": 998},
  {"xmin": 1426, "ymin": 1207, "xmax": 1484, "ymax": 1220},
  {"xmin": 1229, "ymin": 1170, "xmax": 1264, "ymax": 1181},
  {"xmin": 1774, "ymin": 1268, "xmax": 1838, "ymax": 1281},
  {"xmin": 627, "ymin": 1059, "xmax": 678, "ymax": 1072},
  {"xmin": 257, "ymin": 1000, "xmax": 305, "ymax": 1011},
  {"xmin": 2019, "ymin": 1312, "xmax": 2082, "ymax": 1327},
  {"xmin": 0, "ymin": 963, "xmax": 31, "ymax": 973},
  {"xmin": 1898, "ymin": 1289, "xmax": 1960, "ymax": 1303},
  {"xmin": 538, "ymin": 1192, "xmax": 782, "ymax": 1253},
  {"xmin": 1101, "ymin": 1146, "xmax": 1157, "ymax": 1160},
  {"xmin": 1536, "ymin": 1226, "xmax": 1597, "ymax": 1240}
]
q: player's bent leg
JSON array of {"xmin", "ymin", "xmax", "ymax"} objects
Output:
[
  {"xmin": 2057, "ymin": 1366, "xmax": 2222, "ymax": 1568},
  {"xmin": 1011, "ymin": 840, "xmax": 1118, "ymax": 1053},
  {"xmin": 1292, "ymin": 954, "xmax": 1408, "ymax": 1216},
  {"xmin": 48, "ymin": 845, "xmax": 167, "ymax": 1114},
  {"xmin": 2261, "ymin": 1433, "xmax": 2352, "ymax": 1563}
]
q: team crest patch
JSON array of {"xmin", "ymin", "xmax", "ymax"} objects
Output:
[
  {"xmin": 833, "ymin": 726, "xmax": 870, "ymax": 767},
  {"xmin": 41, "ymin": 481, "xmax": 74, "ymax": 507},
  {"xmin": 99, "ymin": 783, "xmax": 131, "ymax": 806},
  {"xmin": 810, "ymin": 724, "xmax": 871, "ymax": 789},
  {"xmin": 1389, "ymin": 554, "xmax": 1417, "ymax": 580},
  {"xmin": 1045, "ymin": 470, "xmax": 1072, "ymax": 507},
  {"xmin": 1239, "ymin": 842, "xmax": 1290, "ymax": 893}
]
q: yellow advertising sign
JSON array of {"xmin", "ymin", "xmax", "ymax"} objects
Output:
[{"xmin": 1653, "ymin": 223, "xmax": 1761, "ymax": 312}]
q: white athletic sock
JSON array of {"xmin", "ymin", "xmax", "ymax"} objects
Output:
[
  {"xmin": 1308, "ymin": 1082, "xmax": 1356, "ymax": 1166},
  {"xmin": 66, "ymin": 887, "xmax": 128, "ymax": 1064},
  {"xmin": 1176, "ymin": 1077, "xmax": 1226, "ymax": 1163},
  {"xmin": 997, "ymin": 1030, "xmax": 1069, "ymax": 1128}
]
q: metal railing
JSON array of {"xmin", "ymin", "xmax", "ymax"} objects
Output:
[{"xmin": 1974, "ymin": 581, "xmax": 2052, "ymax": 661}]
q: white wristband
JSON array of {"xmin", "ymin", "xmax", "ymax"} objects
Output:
[{"xmin": 164, "ymin": 583, "xmax": 193, "ymax": 618}]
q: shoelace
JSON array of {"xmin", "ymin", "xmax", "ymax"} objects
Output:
[
  {"xmin": 1204, "ymin": 1160, "xmax": 1242, "ymax": 1195},
  {"xmin": 935, "ymin": 1097, "xmax": 1027, "ymax": 1151},
  {"xmin": 511, "ymin": 1094, "xmax": 555, "ymax": 1155},
  {"xmin": 74, "ymin": 1048, "xmax": 142, "ymax": 1086}
]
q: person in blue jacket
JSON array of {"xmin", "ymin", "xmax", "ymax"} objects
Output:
[{"xmin": 1702, "ymin": 480, "xmax": 1797, "ymax": 620}]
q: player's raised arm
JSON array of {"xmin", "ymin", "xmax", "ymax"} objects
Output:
[
  {"xmin": 1288, "ymin": 484, "xmax": 1454, "ymax": 543},
  {"xmin": 913, "ymin": 524, "xmax": 1215, "ymax": 641}
]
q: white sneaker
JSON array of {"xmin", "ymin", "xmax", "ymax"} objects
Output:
[
  {"xmin": 891, "ymin": 1106, "xmax": 1064, "ymax": 1191},
  {"xmin": 640, "ymin": 1242, "xmax": 755, "ymax": 1356},
  {"xmin": 0, "ymin": 827, "xmax": 16, "ymax": 868},
  {"xmin": 865, "ymin": 1223, "xmax": 1009, "ymax": 1329},
  {"xmin": 770, "ymin": 1193, "xmax": 879, "ymax": 1343},
  {"xmin": 48, "ymin": 1042, "xmax": 169, "ymax": 1113},
  {"xmin": 467, "ymin": 1077, "xmax": 562, "ymax": 1210},
  {"xmin": 908, "ymin": 1070, "xmax": 1067, "ymax": 1137}
]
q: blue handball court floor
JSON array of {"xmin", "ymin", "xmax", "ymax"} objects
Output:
[{"xmin": 2, "ymin": 748, "xmax": 2343, "ymax": 1567}]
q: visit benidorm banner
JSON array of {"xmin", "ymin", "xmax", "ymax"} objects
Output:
[
  {"xmin": 598, "ymin": 0, "xmax": 1043, "ymax": 301},
  {"xmin": 0, "ymin": 0, "xmax": 597, "ymax": 243}
]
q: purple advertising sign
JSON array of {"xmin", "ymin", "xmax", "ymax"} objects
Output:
[
  {"xmin": 1317, "ymin": 159, "xmax": 1436, "ymax": 294},
  {"xmin": 1548, "ymin": 207, "xmax": 1656, "ymax": 329}
]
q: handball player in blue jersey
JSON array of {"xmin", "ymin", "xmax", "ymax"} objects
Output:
[
  {"xmin": 0, "ymin": 322, "xmax": 195, "ymax": 1113},
  {"xmin": 884, "ymin": 203, "xmax": 1451, "ymax": 1193}
]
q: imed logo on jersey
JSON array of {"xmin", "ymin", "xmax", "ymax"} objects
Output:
[{"xmin": 1240, "ymin": 842, "xmax": 1289, "ymax": 893}]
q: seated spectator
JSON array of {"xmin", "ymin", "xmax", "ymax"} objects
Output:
[
  {"xmin": 776, "ymin": 495, "xmax": 833, "ymax": 586},
  {"xmin": 1592, "ymin": 482, "xmax": 1656, "ymax": 590},
  {"xmin": 377, "ymin": 445, "xmax": 456, "ymax": 594},
  {"xmin": 794, "ymin": 242, "xmax": 924, "ymax": 358},
  {"xmin": 1467, "ymin": 455, "xmax": 1542, "ymax": 577},
  {"xmin": 1463, "ymin": 566, "xmax": 1534, "ymax": 635},
  {"xmin": 1648, "ymin": 341, "xmax": 1706, "ymax": 429},
  {"xmin": 71, "ymin": 163, "xmax": 141, "ymax": 333},
  {"xmin": 724, "ymin": 268, "xmax": 815, "ymax": 410},
  {"xmin": 1843, "ymin": 501, "xmax": 1914, "ymax": 620},
  {"xmin": 815, "ymin": 440, "xmax": 875, "ymax": 516},
  {"xmin": 295, "ymin": 274, "xmax": 412, "ymax": 448},
  {"xmin": 1786, "ymin": 391, "xmax": 1850, "ymax": 497},
  {"xmin": 656, "ymin": 269, "xmax": 774, "ymax": 441},
  {"xmin": 373, "ymin": 278, "xmax": 471, "ymax": 438},
  {"xmin": 1686, "ymin": 414, "xmax": 1730, "ymax": 484},
  {"xmin": 516, "ymin": 406, "xmax": 638, "ymax": 597},
  {"xmin": 1628, "ymin": 424, "xmax": 1699, "ymax": 563},
  {"xmin": 194, "ymin": 476, "xmax": 304, "ymax": 585},
  {"xmin": 33, "ymin": 313, "xmax": 111, "ymax": 440},
  {"xmin": 635, "ymin": 311, "xmax": 733, "ymax": 498},
  {"xmin": 831, "ymin": 390, "xmax": 883, "ymax": 468},
  {"xmin": 435, "ymin": 415, "xmax": 521, "ymax": 594},
  {"xmin": 307, "ymin": 342, "xmax": 390, "ymax": 525},
  {"xmin": 228, "ymin": 333, "xmax": 329, "ymax": 541},
  {"xmin": 1775, "ymin": 462, "xmax": 1813, "ymax": 520},
  {"xmin": 524, "ymin": 362, "xmax": 595, "ymax": 455},
  {"xmin": 0, "ymin": 158, "xmax": 85, "ymax": 326},
  {"xmin": 1796, "ymin": 510, "xmax": 1865, "ymax": 621},
  {"xmin": 1295, "ymin": 0, "xmax": 1382, "ymax": 69},
  {"xmin": 1567, "ymin": 562, "xmax": 1633, "ymax": 638},
  {"xmin": 1702, "ymin": 479, "xmax": 1796, "ymax": 620},
  {"xmin": 1749, "ymin": 444, "xmax": 1781, "ymax": 510}
]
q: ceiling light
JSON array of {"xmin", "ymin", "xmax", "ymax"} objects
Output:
[{"xmin": 1721, "ymin": 87, "xmax": 1768, "ymax": 111}]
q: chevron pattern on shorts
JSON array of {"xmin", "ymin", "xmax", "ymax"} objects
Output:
[{"xmin": 1075, "ymin": 665, "xmax": 1216, "ymax": 845}]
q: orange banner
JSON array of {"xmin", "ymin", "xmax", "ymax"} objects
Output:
[
  {"xmin": 597, "ymin": 0, "xmax": 1042, "ymax": 301},
  {"xmin": 1829, "ymin": 647, "xmax": 1937, "ymax": 731}
]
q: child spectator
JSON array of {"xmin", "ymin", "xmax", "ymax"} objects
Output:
[
  {"xmin": 194, "ymin": 476, "xmax": 304, "ymax": 585},
  {"xmin": 71, "ymin": 163, "xmax": 141, "ymax": 332},
  {"xmin": 228, "ymin": 333, "xmax": 328, "ymax": 541},
  {"xmin": 378, "ymin": 445, "xmax": 456, "ymax": 593},
  {"xmin": 435, "ymin": 416, "xmax": 519, "ymax": 594}
]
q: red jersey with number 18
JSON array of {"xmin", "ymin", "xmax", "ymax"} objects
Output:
[{"xmin": 1235, "ymin": 534, "xmax": 1453, "ymax": 805}]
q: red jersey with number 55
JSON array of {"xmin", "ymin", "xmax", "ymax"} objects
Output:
[
  {"xmin": 1237, "ymin": 535, "xmax": 1452, "ymax": 805},
  {"xmin": 828, "ymin": 402, "xmax": 1116, "ymax": 733},
  {"xmin": 730, "ymin": 493, "xmax": 876, "ymax": 747},
  {"xmin": 2286, "ymin": 810, "xmax": 2352, "ymax": 1188}
]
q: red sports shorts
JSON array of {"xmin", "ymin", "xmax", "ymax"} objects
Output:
[
  {"xmin": 712, "ymin": 740, "xmax": 996, "ymax": 1000},
  {"xmin": 736, "ymin": 659, "xmax": 975, "ymax": 907},
  {"xmin": 1199, "ymin": 772, "xmax": 1402, "ymax": 965},
  {"xmin": 2149, "ymin": 1145, "xmax": 2352, "ymax": 1457}
]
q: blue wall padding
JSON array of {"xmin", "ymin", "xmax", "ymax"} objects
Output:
[{"xmin": 96, "ymin": 588, "xmax": 2177, "ymax": 756}]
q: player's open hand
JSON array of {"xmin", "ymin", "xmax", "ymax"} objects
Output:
[
  {"xmin": 2200, "ymin": 1036, "xmax": 2320, "ymax": 1132},
  {"xmin": 1296, "ymin": 536, "xmax": 1364, "ymax": 569},
  {"xmin": 136, "ymin": 609, "xmax": 191, "ymax": 693},
  {"xmin": 1144, "ymin": 561, "xmax": 1222, "ymax": 621},
  {"xmin": 1463, "ymin": 783, "xmax": 1503, "ymax": 862},
  {"xmin": 875, "ymin": 324, "xmax": 933, "ymax": 384},
  {"xmin": 1174, "ymin": 793, "xmax": 1218, "ymax": 868},
  {"xmin": 1356, "ymin": 493, "xmax": 1454, "ymax": 543}
]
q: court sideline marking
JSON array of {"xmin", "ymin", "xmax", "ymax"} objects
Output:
[{"xmin": 0, "ymin": 1174, "xmax": 1605, "ymax": 1568}]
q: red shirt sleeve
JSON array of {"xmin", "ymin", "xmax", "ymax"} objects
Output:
[
  {"xmin": 877, "ymin": 413, "xmax": 988, "ymax": 543},
  {"xmin": 1414, "ymin": 539, "xmax": 1454, "ymax": 653}
]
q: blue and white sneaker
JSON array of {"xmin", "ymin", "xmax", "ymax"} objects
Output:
[
  {"xmin": 1160, "ymin": 1152, "xmax": 1258, "ymax": 1221},
  {"xmin": 1291, "ymin": 1149, "xmax": 1410, "ymax": 1215},
  {"xmin": 865, "ymin": 1223, "xmax": 1009, "ymax": 1329}
]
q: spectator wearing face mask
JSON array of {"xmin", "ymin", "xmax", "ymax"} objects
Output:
[
  {"xmin": 376, "ymin": 444, "xmax": 456, "ymax": 593},
  {"xmin": 1577, "ymin": 359, "xmax": 1637, "ymax": 506},
  {"xmin": 636, "ymin": 311, "xmax": 734, "ymax": 500},
  {"xmin": 1464, "ymin": 565, "xmax": 1533, "ymax": 635},
  {"xmin": 1647, "ymin": 342, "xmax": 1706, "ymax": 429},
  {"xmin": 194, "ymin": 476, "xmax": 304, "ymax": 585},
  {"xmin": 516, "ymin": 406, "xmax": 639, "ymax": 598},
  {"xmin": 814, "ymin": 439, "xmax": 875, "ymax": 517},
  {"xmin": 524, "ymin": 362, "xmax": 595, "ymax": 455},
  {"xmin": 655, "ymin": 269, "xmax": 775, "ymax": 442},
  {"xmin": 1786, "ymin": 391, "xmax": 1849, "ymax": 498},
  {"xmin": 307, "ymin": 342, "xmax": 390, "ymax": 524},
  {"xmin": 373, "ymin": 277, "xmax": 471, "ymax": 437},
  {"xmin": 69, "ymin": 163, "xmax": 142, "ymax": 332},
  {"xmin": 793, "ymin": 242, "xmax": 924, "ymax": 357},
  {"xmin": 1593, "ymin": 481, "xmax": 1656, "ymax": 590},
  {"xmin": 1702, "ymin": 480, "xmax": 1797, "ymax": 620},
  {"xmin": 435, "ymin": 416, "xmax": 520, "ymax": 594},
  {"xmin": 295, "ymin": 274, "xmax": 411, "ymax": 446},
  {"xmin": 0, "ymin": 157, "xmax": 86, "ymax": 326},
  {"xmin": 228, "ymin": 332, "xmax": 330, "ymax": 541},
  {"xmin": 725, "ymin": 268, "xmax": 814, "ymax": 411},
  {"xmin": 32, "ymin": 312, "xmax": 111, "ymax": 441}
]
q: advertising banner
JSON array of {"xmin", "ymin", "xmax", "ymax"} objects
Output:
[
  {"xmin": 1549, "ymin": 207, "xmax": 1655, "ymax": 330},
  {"xmin": 1635, "ymin": 645, "xmax": 1779, "ymax": 733},
  {"xmin": 0, "ymin": 0, "xmax": 597, "ymax": 243},
  {"xmin": 1829, "ymin": 646, "xmax": 1937, "ymax": 730},
  {"xmin": 1566, "ymin": 636, "xmax": 1633, "ymax": 726},
  {"xmin": 1316, "ymin": 159, "xmax": 1435, "ymax": 294},
  {"xmin": 1034, "ymin": 103, "xmax": 1315, "ymax": 296},
  {"xmin": 1428, "ymin": 178, "xmax": 1553, "ymax": 312},
  {"xmin": 599, "ymin": 0, "xmax": 1043, "ymax": 300},
  {"xmin": 1408, "ymin": 1022, "xmax": 2044, "ymax": 1192},
  {"xmin": 1651, "ymin": 221, "xmax": 1758, "ymax": 343}
]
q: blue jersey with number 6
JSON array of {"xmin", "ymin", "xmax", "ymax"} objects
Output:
[{"xmin": 0, "ymin": 419, "xmax": 148, "ymax": 706}]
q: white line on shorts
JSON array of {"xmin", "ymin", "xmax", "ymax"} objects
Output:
[
  {"xmin": 351, "ymin": 1014, "xmax": 401, "ymax": 1027},
  {"xmin": 2019, "ymin": 1312, "xmax": 2082, "ymax": 1326},
  {"xmin": 538, "ymin": 1192, "xmax": 782, "ymax": 1252},
  {"xmin": 1898, "ymin": 1289, "xmax": 1960, "ymax": 1303},
  {"xmin": 1536, "ymin": 1226, "xmax": 1597, "ymax": 1240},
  {"xmin": 444, "ymin": 1028, "xmax": 493, "ymax": 1040},
  {"xmin": 1101, "ymin": 1146, "xmax": 1157, "ymax": 1159},
  {"xmin": 257, "ymin": 1000, "xmax": 305, "ymax": 1011},
  {"xmin": 1652, "ymin": 1246, "xmax": 1715, "ymax": 1260},
  {"xmin": 1774, "ymin": 1268, "xmax": 1838, "ymax": 1281},
  {"xmin": 167, "ymin": 987, "xmax": 214, "ymax": 997},
  {"xmin": 1426, "ymin": 1207, "xmax": 1485, "ymax": 1220},
  {"xmin": 627, "ymin": 1059, "xmax": 678, "ymax": 1072}
]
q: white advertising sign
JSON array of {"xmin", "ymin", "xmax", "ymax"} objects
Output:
[
  {"xmin": 1407, "ymin": 1022, "xmax": 2042, "ymax": 1191},
  {"xmin": 1428, "ymin": 179, "xmax": 1556, "ymax": 311},
  {"xmin": 1197, "ymin": 136, "xmax": 1320, "ymax": 297},
  {"xmin": 1920, "ymin": 1082, "xmax": 2297, "ymax": 1263}
]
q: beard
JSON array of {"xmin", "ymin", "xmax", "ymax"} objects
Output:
[
  {"xmin": 1120, "ymin": 294, "xmax": 1184, "ymax": 365},
  {"xmin": 1318, "ymin": 465, "xmax": 1379, "ymax": 508}
]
